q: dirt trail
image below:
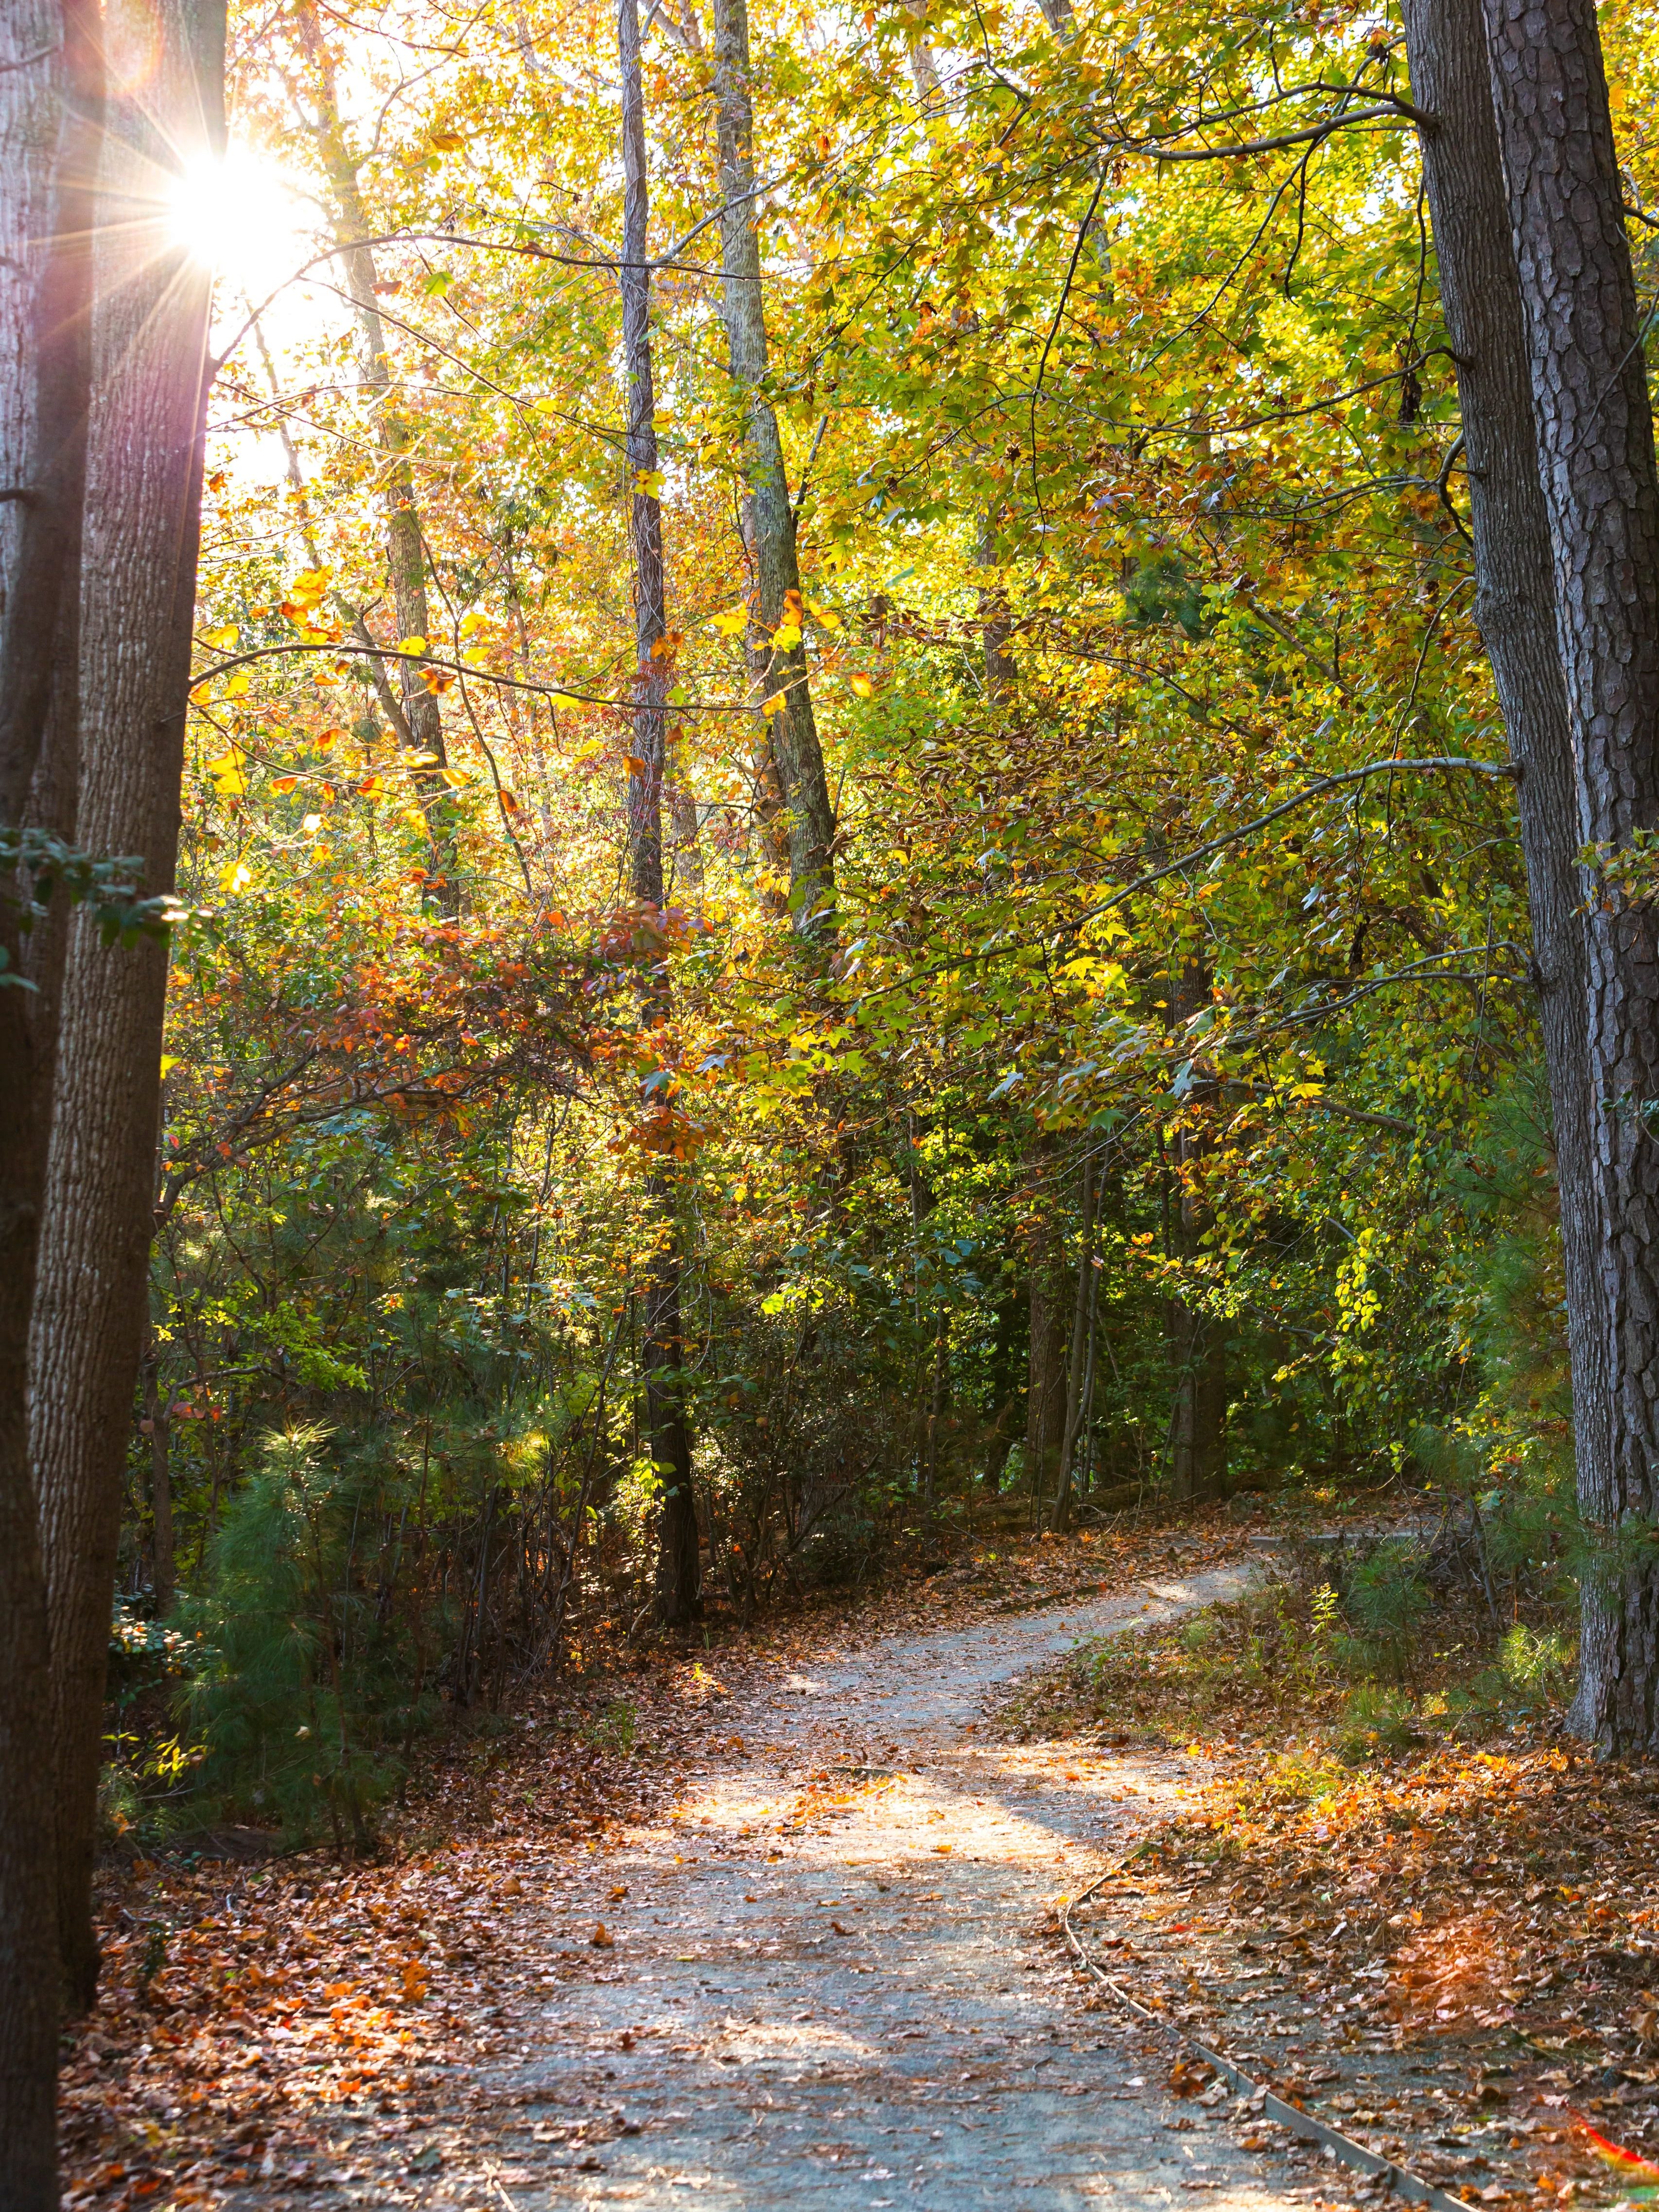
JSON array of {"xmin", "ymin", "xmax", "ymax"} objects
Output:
[{"xmin": 290, "ymin": 1553, "xmax": 1362, "ymax": 2210}]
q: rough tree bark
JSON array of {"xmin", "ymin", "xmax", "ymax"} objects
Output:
[
  {"xmin": 710, "ymin": 0, "xmax": 836, "ymax": 939},
  {"xmin": 620, "ymin": 0, "xmax": 699, "ymax": 1626},
  {"xmin": 1398, "ymin": 0, "xmax": 1612, "ymax": 1724},
  {"xmin": 0, "ymin": 0, "xmax": 102, "ymax": 2191},
  {"xmin": 28, "ymin": 0, "xmax": 226, "ymax": 2014},
  {"xmin": 1482, "ymin": 0, "xmax": 1659, "ymax": 1751}
]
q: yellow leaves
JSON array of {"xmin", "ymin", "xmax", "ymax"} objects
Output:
[
  {"xmin": 159, "ymin": 1055, "xmax": 184, "ymax": 1078},
  {"xmin": 427, "ymin": 127, "xmax": 466, "ymax": 151},
  {"xmin": 357, "ymin": 775, "xmax": 385, "ymax": 799},
  {"xmin": 631, "ymin": 466, "xmax": 665, "ymax": 500},
  {"xmin": 770, "ymin": 622, "xmax": 803, "ymax": 652},
  {"xmin": 439, "ymin": 766, "xmax": 471, "ymax": 789},
  {"xmin": 709, "ymin": 607, "xmax": 748, "ymax": 638},
  {"xmin": 458, "ymin": 610, "xmax": 488, "ymax": 638},
  {"xmin": 217, "ymin": 860, "xmax": 254, "ymax": 896},
  {"xmin": 288, "ymin": 568, "xmax": 330, "ymax": 610},
  {"xmin": 572, "ymin": 737, "xmax": 606, "ymax": 763},
  {"xmin": 847, "ymin": 672, "xmax": 875, "ymax": 698},
  {"xmin": 222, "ymin": 672, "xmax": 250, "ymax": 699},
  {"xmin": 760, "ymin": 692, "xmax": 787, "ymax": 719},
  {"xmin": 208, "ymin": 754, "xmax": 248, "ymax": 799},
  {"xmin": 398, "ymin": 635, "xmax": 428, "ymax": 657},
  {"xmin": 803, "ymin": 594, "xmax": 841, "ymax": 629},
  {"xmin": 203, "ymin": 623, "xmax": 239, "ymax": 650},
  {"xmin": 301, "ymin": 813, "xmax": 324, "ymax": 833}
]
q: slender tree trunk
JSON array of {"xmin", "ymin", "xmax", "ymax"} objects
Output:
[
  {"xmin": 1398, "ymin": 0, "xmax": 1612, "ymax": 1731},
  {"xmin": 143, "ymin": 1332, "xmax": 177, "ymax": 1617},
  {"xmin": 620, "ymin": 0, "xmax": 699, "ymax": 1627},
  {"xmin": 1164, "ymin": 963, "xmax": 1226, "ymax": 1502},
  {"xmin": 26, "ymin": 0, "xmax": 225, "ymax": 2015},
  {"xmin": 292, "ymin": 0, "xmax": 456, "ymax": 909},
  {"xmin": 1025, "ymin": 1201, "xmax": 1067, "ymax": 1501},
  {"xmin": 710, "ymin": 0, "xmax": 836, "ymax": 939},
  {"xmin": 0, "ymin": 0, "xmax": 101, "ymax": 2189},
  {"xmin": 1483, "ymin": 0, "xmax": 1659, "ymax": 1751},
  {"xmin": 1052, "ymin": 1152, "xmax": 1097, "ymax": 1532}
]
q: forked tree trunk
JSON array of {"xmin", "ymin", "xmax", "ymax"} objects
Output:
[
  {"xmin": 28, "ymin": 0, "xmax": 225, "ymax": 2013},
  {"xmin": 620, "ymin": 0, "xmax": 699, "ymax": 1627},
  {"xmin": 1483, "ymin": 0, "xmax": 1659, "ymax": 1751},
  {"xmin": 710, "ymin": 0, "xmax": 836, "ymax": 939},
  {"xmin": 1397, "ymin": 0, "xmax": 1612, "ymax": 1729},
  {"xmin": 0, "ymin": 0, "xmax": 102, "ymax": 2190}
]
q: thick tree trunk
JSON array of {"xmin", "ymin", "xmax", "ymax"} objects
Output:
[
  {"xmin": 0, "ymin": 0, "xmax": 101, "ymax": 2192},
  {"xmin": 710, "ymin": 0, "xmax": 836, "ymax": 939},
  {"xmin": 28, "ymin": 0, "xmax": 224, "ymax": 2013},
  {"xmin": 620, "ymin": 0, "xmax": 699, "ymax": 1627},
  {"xmin": 1483, "ymin": 0, "xmax": 1659, "ymax": 1751},
  {"xmin": 1399, "ymin": 0, "xmax": 1612, "ymax": 1730}
]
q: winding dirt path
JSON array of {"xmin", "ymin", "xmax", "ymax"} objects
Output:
[{"xmin": 303, "ymin": 1555, "xmax": 1360, "ymax": 2211}]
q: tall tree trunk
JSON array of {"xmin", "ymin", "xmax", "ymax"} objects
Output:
[
  {"xmin": 1052, "ymin": 1152, "xmax": 1097, "ymax": 1532},
  {"xmin": 292, "ymin": 0, "xmax": 457, "ymax": 910},
  {"xmin": 1025, "ymin": 1199, "xmax": 1067, "ymax": 1500},
  {"xmin": 28, "ymin": 0, "xmax": 225, "ymax": 2013},
  {"xmin": 0, "ymin": 0, "xmax": 102, "ymax": 2190},
  {"xmin": 1398, "ymin": 0, "xmax": 1612, "ymax": 1729},
  {"xmin": 620, "ymin": 0, "xmax": 699, "ymax": 1627},
  {"xmin": 1164, "ymin": 962, "xmax": 1226, "ymax": 1502},
  {"xmin": 1483, "ymin": 0, "xmax": 1659, "ymax": 1752},
  {"xmin": 710, "ymin": 0, "xmax": 836, "ymax": 939}
]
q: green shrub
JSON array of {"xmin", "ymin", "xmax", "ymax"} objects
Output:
[{"xmin": 175, "ymin": 1426, "xmax": 441, "ymax": 1849}]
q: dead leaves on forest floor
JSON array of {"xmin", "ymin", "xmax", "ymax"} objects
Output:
[
  {"xmin": 1001, "ymin": 1576, "xmax": 1659, "ymax": 2212},
  {"xmin": 64, "ymin": 1510, "xmax": 1248, "ymax": 2211}
]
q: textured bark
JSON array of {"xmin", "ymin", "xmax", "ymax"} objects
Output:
[
  {"xmin": 0, "ymin": 1, "xmax": 101, "ymax": 2193},
  {"xmin": 1483, "ymin": 0, "xmax": 1659, "ymax": 1750},
  {"xmin": 1399, "ymin": 0, "xmax": 1612, "ymax": 1727},
  {"xmin": 293, "ymin": 2, "xmax": 455, "ymax": 908},
  {"xmin": 710, "ymin": 0, "xmax": 836, "ymax": 940},
  {"xmin": 28, "ymin": 0, "xmax": 224, "ymax": 2014},
  {"xmin": 620, "ymin": 0, "xmax": 699, "ymax": 1628}
]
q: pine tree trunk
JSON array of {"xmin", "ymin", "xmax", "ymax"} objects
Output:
[
  {"xmin": 27, "ymin": 0, "xmax": 224, "ymax": 2011},
  {"xmin": 1483, "ymin": 0, "xmax": 1659, "ymax": 1751},
  {"xmin": 0, "ymin": 0, "xmax": 102, "ymax": 2191},
  {"xmin": 620, "ymin": 0, "xmax": 699, "ymax": 1627},
  {"xmin": 710, "ymin": 0, "xmax": 836, "ymax": 939},
  {"xmin": 1399, "ymin": 0, "xmax": 1612, "ymax": 1734}
]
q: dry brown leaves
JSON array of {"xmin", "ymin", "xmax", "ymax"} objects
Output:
[{"xmin": 1011, "ymin": 1577, "xmax": 1659, "ymax": 2211}]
